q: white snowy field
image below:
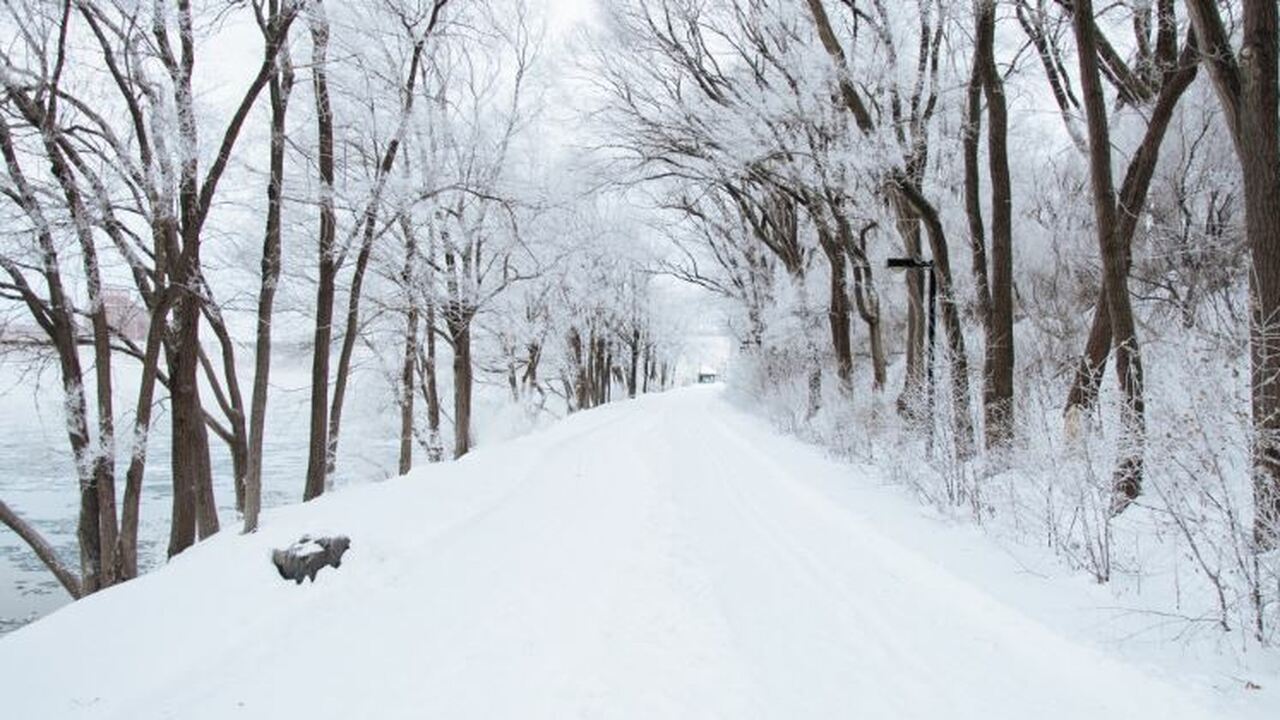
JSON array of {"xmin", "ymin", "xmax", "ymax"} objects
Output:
[{"xmin": 0, "ymin": 385, "xmax": 1274, "ymax": 719}]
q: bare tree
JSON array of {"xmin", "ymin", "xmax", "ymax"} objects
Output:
[
  {"xmin": 1184, "ymin": 0, "xmax": 1280, "ymax": 547},
  {"xmin": 1073, "ymin": 0, "xmax": 1146, "ymax": 511}
]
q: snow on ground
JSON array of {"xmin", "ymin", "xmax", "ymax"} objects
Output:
[{"xmin": 0, "ymin": 385, "xmax": 1273, "ymax": 718}]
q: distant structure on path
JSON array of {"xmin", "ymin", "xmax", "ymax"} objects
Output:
[{"xmin": 697, "ymin": 365, "xmax": 719, "ymax": 384}]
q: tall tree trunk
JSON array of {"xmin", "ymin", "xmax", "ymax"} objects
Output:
[
  {"xmin": 325, "ymin": 236, "xmax": 374, "ymax": 483},
  {"xmin": 1186, "ymin": 0, "xmax": 1280, "ymax": 546},
  {"xmin": 118, "ymin": 294, "xmax": 169, "ymax": 574},
  {"xmin": 976, "ymin": 0, "xmax": 1016, "ymax": 448},
  {"xmin": 964, "ymin": 42, "xmax": 993, "ymax": 334},
  {"xmin": 0, "ymin": 115, "xmax": 101, "ymax": 589},
  {"xmin": 1065, "ymin": 16, "xmax": 1198, "ymax": 422},
  {"xmin": 418, "ymin": 235, "xmax": 443, "ymax": 462},
  {"xmin": 399, "ymin": 219, "xmax": 419, "ymax": 476},
  {"xmin": 1074, "ymin": 0, "xmax": 1146, "ymax": 510},
  {"xmin": 244, "ymin": 24, "xmax": 293, "ymax": 533},
  {"xmin": 304, "ymin": 2, "xmax": 335, "ymax": 502},
  {"xmin": 821, "ymin": 239, "xmax": 854, "ymax": 391}
]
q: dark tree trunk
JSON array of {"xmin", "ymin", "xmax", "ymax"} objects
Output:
[
  {"xmin": 1065, "ymin": 15, "xmax": 1199, "ymax": 420},
  {"xmin": 119, "ymin": 295, "xmax": 169, "ymax": 574},
  {"xmin": 398, "ymin": 219, "xmax": 418, "ymax": 476},
  {"xmin": 628, "ymin": 328, "xmax": 641, "ymax": 398},
  {"xmin": 838, "ymin": 216, "xmax": 887, "ymax": 391},
  {"xmin": 523, "ymin": 341, "xmax": 542, "ymax": 394},
  {"xmin": 245, "ymin": 25, "xmax": 293, "ymax": 533},
  {"xmin": 0, "ymin": 116, "xmax": 101, "ymax": 590},
  {"xmin": 821, "ymin": 239, "xmax": 854, "ymax": 391},
  {"xmin": 304, "ymin": 4, "xmax": 335, "ymax": 502},
  {"xmin": 423, "ymin": 268, "xmax": 443, "ymax": 463},
  {"xmin": 976, "ymin": 0, "xmax": 1016, "ymax": 448},
  {"xmin": 325, "ymin": 234, "xmax": 374, "ymax": 482},
  {"xmin": 1074, "ymin": 0, "xmax": 1146, "ymax": 510},
  {"xmin": 450, "ymin": 312, "xmax": 473, "ymax": 458},
  {"xmin": 964, "ymin": 42, "xmax": 993, "ymax": 334},
  {"xmin": 168, "ymin": 274, "xmax": 218, "ymax": 551},
  {"xmin": 1186, "ymin": 0, "xmax": 1280, "ymax": 547}
]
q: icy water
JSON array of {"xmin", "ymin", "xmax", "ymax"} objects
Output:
[{"xmin": 0, "ymin": 358, "xmax": 402, "ymax": 634}]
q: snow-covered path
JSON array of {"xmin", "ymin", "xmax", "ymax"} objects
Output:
[{"xmin": 0, "ymin": 386, "xmax": 1231, "ymax": 718}]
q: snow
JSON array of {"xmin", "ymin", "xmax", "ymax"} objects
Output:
[{"xmin": 0, "ymin": 386, "xmax": 1271, "ymax": 718}]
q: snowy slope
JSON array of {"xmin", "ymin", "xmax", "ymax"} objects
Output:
[{"xmin": 0, "ymin": 386, "xmax": 1270, "ymax": 718}]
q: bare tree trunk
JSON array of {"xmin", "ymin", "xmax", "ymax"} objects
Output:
[
  {"xmin": 118, "ymin": 295, "xmax": 169, "ymax": 575},
  {"xmin": 450, "ymin": 312, "xmax": 473, "ymax": 458},
  {"xmin": 418, "ymin": 235, "xmax": 443, "ymax": 463},
  {"xmin": 325, "ymin": 236, "xmax": 374, "ymax": 483},
  {"xmin": 1074, "ymin": 0, "xmax": 1146, "ymax": 511},
  {"xmin": 201, "ymin": 304, "xmax": 248, "ymax": 515},
  {"xmin": 245, "ymin": 19, "xmax": 293, "ymax": 533},
  {"xmin": 821, "ymin": 239, "xmax": 854, "ymax": 391},
  {"xmin": 964, "ymin": 43, "xmax": 993, "ymax": 334},
  {"xmin": 628, "ymin": 327, "xmax": 641, "ymax": 398},
  {"xmin": 304, "ymin": 2, "xmax": 336, "ymax": 502},
  {"xmin": 398, "ymin": 219, "xmax": 418, "ymax": 476},
  {"xmin": 605, "ymin": 348, "xmax": 614, "ymax": 402},
  {"xmin": 839, "ymin": 218, "xmax": 887, "ymax": 391},
  {"xmin": 569, "ymin": 327, "xmax": 589, "ymax": 411},
  {"xmin": 976, "ymin": 0, "xmax": 1016, "ymax": 448},
  {"xmin": 523, "ymin": 341, "xmax": 542, "ymax": 394},
  {"xmin": 0, "ymin": 115, "xmax": 101, "ymax": 590},
  {"xmin": 1065, "ymin": 16, "xmax": 1198, "ymax": 422},
  {"xmin": 642, "ymin": 344, "xmax": 653, "ymax": 393},
  {"xmin": 1186, "ymin": 0, "xmax": 1280, "ymax": 546},
  {"xmin": 10, "ymin": 24, "xmax": 122, "ymax": 584}
]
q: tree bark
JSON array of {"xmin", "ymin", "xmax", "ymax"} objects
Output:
[
  {"xmin": 450, "ymin": 310, "xmax": 474, "ymax": 458},
  {"xmin": 628, "ymin": 328, "xmax": 641, "ymax": 398},
  {"xmin": 399, "ymin": 218, "xmax": 419, "ymax": 476},
  {"xmin": 304, "ymin": 1, "xmax": 336, "ymax": 502},
  {"xmin": 1064, "ymin": 21, "xmax": 1199, "ymax": 420},
  {"xmin": 1185, "ymin": 0, "xmax": 1280, "ymax": 546},
  {"xmin": 0, "ymin": 115, "xmax": 101, "ymax": 591},
  {"xmin": 976, "ymin": 0, "xmax": 1016, "ymax": 448},
  {"xmin": 1074, "ymin": 0, "xmax": 1146, "ymax": 510},
  {"xmin": 821, "ymin": 236, "xmax": 854, "ymax": 391},
  {"xmin": 245, "ymin": 25, "xmax": 293, "ymax": 531}
]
